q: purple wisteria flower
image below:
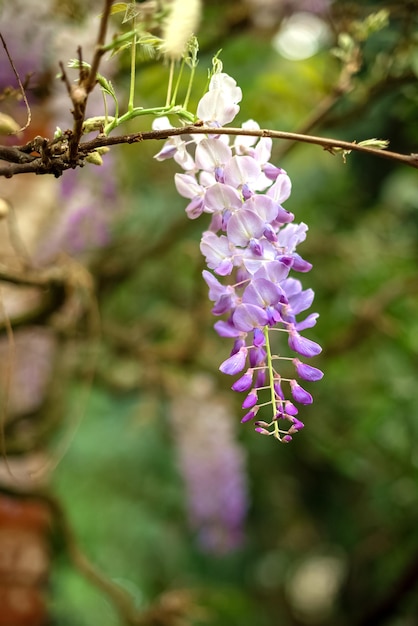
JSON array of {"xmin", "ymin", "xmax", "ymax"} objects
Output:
[
  {"xmin": 170, "ymin": 374, "xmax": 248, "ymax": 555},
  {"xmin": 154, "ymin": 69, "xmax": 323, "ymax": 442}
]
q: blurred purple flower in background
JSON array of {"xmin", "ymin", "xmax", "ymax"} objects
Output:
[
  {"xmin": 0, "ymin": 327, "xmax": 57, "ymax": 418},
  {"xmin": 170, "ymin": 374, "xmax": 248, "ymax": 555}
]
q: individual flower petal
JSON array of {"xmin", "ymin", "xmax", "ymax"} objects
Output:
[
  {"xmin": 202, "ymin": 269, "xmax": 225, "ymax": 300},
  {"xmin": 266, "ymin": 171, "xmax": 292, "ymax": 204},
  {"xmin": 288, "ymin": 331, "xmax": 322, "ymax": 357},
  {"xmin": 232, "ymin": 370, "xmax": 253, "ymax": 392},
  {"xmin": 249, "ymin": 346, "xmax": 267, "ymax": 368},
  {"xmin": 195, "ymin": 138, "xmax": 232, "ymax": 173},
  {"xmin": 232, "ymin": 303, "xmax": 268, "ymax": 332},
  {"xmin": 290, "ymin": 380, "xmax": 313, "ymax": 404},
  {"xmin": 263, "ymin": 162, "xmax": 284, "ymax": 181},
  {"xmin": 290, "ymin": 418, "xmax": 305, "ymax": 431},
  {"xmin": 254, "ymin": 137, "xmax": 273, "ymax": 164},
  {"xmin": 242, "ymin": 194, "xmax": 278, "ymax": 223},
  {"xmin": 204, "ymin": 183, "xmax": 242, "ymax": 214},
  {"xmin": 234, "ymin": 120, "xmax": 260, "ymax": 154},
  {"xmin": 255, "ymin": 427, "xmax": 271, "ymax": 435},
  {"xmin": 214, "ymin": 320, "xmax": 243, "ymax": 338},
  {"xmin": 241, "ymin": 408, "xmax": 258, "ymax": 423},
  {"xmin": 197, "ymin": 75, "xmax": 242, "ymax": 125},
  {"xmin": 174, "ymin": 173, "xmax": 202, "ymax": 199},
  {"xmin": 288, "ymin": 287, "xmax": 315, "ymax": 315},
  {"xmin": 293, "ymin": 359, "xmax": 324, "ymax": 381},
  {"xmin": 253, "ymin": 328, "xmax": 265, "ymax": 347},
  {"xmin": 291, "ymin": 253, "xmax": 313, "ymax": 273},
  {"xmin": 277, "ymin": 223, "xmax": 308, "ymax": 253},
  {"xmin": 220, "ymin": 347, "xmax": 248, "ymax": 375},
  {"xmin": 243, "ymin": 277, "xmax": 283, "ymax": 307},
  {"xmin": 185, "ymin": 197, "xmax": 205, "ymax": 219},
  {"xmin": 200, "ymin": 231, "xmax": 234, "ymax": 275},
  {"xmin": 227, "ymin": 209, "xmax": 265, "ymax": 247},
  {"xmin": 223, "ymin": 155, "xmax": 261, "ymax": 189},
  {"xmin": 242, "ymin": 390, "xmax": 258, "ymax": 409},
  {"xmin": 284, "ymin": 401, "xmax": 298, "ymax": 416},
  {"xmin": 295, "ymin": 313, "xmax": 319, "ymax": 331}
]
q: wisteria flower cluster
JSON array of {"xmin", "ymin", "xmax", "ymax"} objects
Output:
[{"xmin": 154, "ymin": 71, "xmax": 323, "ymax": 442}]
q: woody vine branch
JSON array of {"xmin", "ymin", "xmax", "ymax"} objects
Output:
[{"xmin": 0, "ymin": 126, "xmax": 417, "ymax": 179}]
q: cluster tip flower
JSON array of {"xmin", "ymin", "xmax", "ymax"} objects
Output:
[{"xmin": 154, "ymin": 67, "xmax": 323, "ymax": 442}]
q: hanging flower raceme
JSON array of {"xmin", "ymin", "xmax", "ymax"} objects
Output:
[{"xmin": 153, "ymin": 70, "xmax": 323, "ymax": 442}]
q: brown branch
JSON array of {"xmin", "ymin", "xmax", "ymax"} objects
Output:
[
  {"xmin": 0, "ymin": 33, "xmax": 31, "ymax": 133},
  {"xmin": 52, "ymin": 125, "xmax": 418, "ymax": 171},
  {"xmin": 1, "ymin": 124, "xmax": 418, "ymax": 178},
  {"xmin": 0, "ymin": 145, "xmax": 36, "ymax": 164},
  {"xmin": 66, "ymin": 0, "xmax": 114, "ymax": 162}
]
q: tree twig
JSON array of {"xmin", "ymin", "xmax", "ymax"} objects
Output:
[
  {"xmin": 0, "ymin": 32, "xmax": 31, "ymax": 133},
  {"xmin": 66, "ymin": 0, "xmax": 114, "ymax": 162},
  {"xmin": 0, "ymin": 124, "xmax": 417, "ymax": 178}
]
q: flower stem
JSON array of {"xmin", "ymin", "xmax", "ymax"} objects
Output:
[
  {"xmin": 128, "ymin": 19, "xmax": 137, "ymax": 112},
  {"xmin": 263, "ymin": 327, "xmax": 280, "ymax": 440},
  {"xmin": 166, "ymin": 59, "xmax": 175, "ymax": 107},
  {"xmin": 183, "ymin": 62, "xmax": 195, "ymax": 111}
]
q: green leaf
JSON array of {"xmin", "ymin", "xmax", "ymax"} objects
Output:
[{"xmin": 109, "ymin": 2, "xmax": 130, "ymax": 16}]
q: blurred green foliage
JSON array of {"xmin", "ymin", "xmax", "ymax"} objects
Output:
[{"xmin": 49, "ymin": 1, "xmax": 418, "ymax": 625}]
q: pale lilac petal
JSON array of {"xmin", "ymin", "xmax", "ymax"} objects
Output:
[
  {"xmin": 185, "ymin": 197, "xmax": 205, "ymax": 219},
  {"xmin": 254, "ymin": 259, "xmax": 292, "ymax": 283},
  {"xmin": 266, "ymin": 171, "xmax": 292, "ymax": 203},
  {"xmin": 195, "ymin": 138, "xmax": 232, "ymax": 172},
  {"xmin": 173, "ymin": 148, "xmax": 196, "ymax": 171},
  {"xmin": 289, "ymin": 288, "xmax": 315, "ymax": 315},
  {"xmin": 234, "ymin": 120, "xmax": 260, "ymax": 154},
  {"xmin": 223, "ymin": 155, "xmax": 261, "ymax": 188},
  {"xmin": 200, "ymin": 232, "xmax": 234, "ymax": 275},
  {"xmin": 255, "ymin": 427, "xmax": 271, "ymax": 435},
  {"xmin": 232, "ymin": 303, "xmax": 268, "ymax": 332},
  {"xmin": 291, "ymin": 253, "xmax": 312, "ymax": 272},
  {"xmin": 263, "ymin": 163, "xmax": 283, "ymax": 181},
  {"xmin": 254, "ymin": 137, "xmax": 272, "ymax": 163},
  {"xmin": 214, "ymin": 320, "xmax": 242, "ymax": 338},
  {"xmin": 197, "ymin": 90, "xmax": 240, "ymax": 125},
  {"xmin": 174, "ymin": 173, "xmax": 202, "ymax": 199},
  {"xmin": 202, "ymin": 269, "xmax": 228, "ymax": 301},
  {"xmin": 295, "ymin": 313, "xmax": 319, "ymax": 331},
  {"xmin": 154, "ymin": 142, "xmax": 177, "ymax": 161},
  {"xmin": 242, "ymin": 195, "xmax": 278, "ymax": 223},
  {"xmin": 152, "ymin": 116, "xmax": 173, "ymax": 131},
  {"xmin": 204, "ymin": 183, "xmax": 242, "ymax": 214},
  {"xmin": 281, "ymin": 277, "xmax": 302, "ymax": 298},
  {"xmin": 277, "ymin": 223, "xmax": 308, "ymax": 252},
  {"xmin": 208, "ymin": 73, "xmax": 242, "ymax": 103},
  {"xmin": 242, "ymin": 278, "xmax": 282, "ymax": 308},
  {"xmin": 227, "ymin": 210, "xmax": 265, "ymax": 247}
]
